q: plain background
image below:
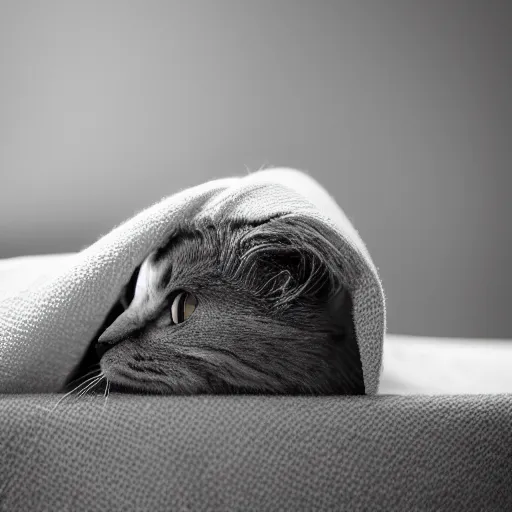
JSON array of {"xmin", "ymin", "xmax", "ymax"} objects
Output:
[{"xmin": 0, "ymin": 1, "xmax": 510, "ymax": 339}]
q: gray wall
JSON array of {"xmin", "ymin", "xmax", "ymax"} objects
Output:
[{"xmin": 1, "ymin": 1, "xmax": 510, "ymax": 338}]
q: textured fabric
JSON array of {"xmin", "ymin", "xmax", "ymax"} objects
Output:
[
  {"xmin": 0, "ymin": 393, "xmax": 511, "ymax": 511},
  {"xmin": 0, "ymin": 168, "xmax": 385, "ymax": 394}
]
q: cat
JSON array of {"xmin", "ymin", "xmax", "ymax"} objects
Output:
[{"xmin": 75, "ymin": 214, "xmax": 365, "ymax": 396}]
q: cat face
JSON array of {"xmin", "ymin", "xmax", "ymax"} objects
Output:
[{"xmin": 96, "ymin": 218, "xmax": 365, "ymax": 395}]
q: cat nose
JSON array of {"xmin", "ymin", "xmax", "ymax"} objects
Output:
[
  {"xmin": 96, "ymin": 329, "xmax": 122, "ymax": 359},
  {"xmin": 97, "ymin": 311, "xmax": 140, "ymax": 346},
  {"xmin": 95, "ymin": 341, "xmax": 112, "ymax": 360}
]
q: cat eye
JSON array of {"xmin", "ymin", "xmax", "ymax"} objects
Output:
[{"xmin": 170, "ymin": 291, "xmax": 198, "ymax": 325}]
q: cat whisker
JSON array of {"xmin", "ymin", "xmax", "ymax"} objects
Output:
[
  {"xmin": 104, "ymin": 379, "xmax": 110, "ymax": 399},
  {"xmin": 76, "ymin": 375, "xmax": 104, "ymax": 398},
  {"xmin": 64, "ymin": 365, "xmax": 101, "ymax": 391},
  {"xmin": 97, "ymin": 379, "xmax": 111, "ymax": 419},
  {"xmin": 48, "ymin": 372, "xmax": 103, "ymax": 415},
  {"xmin": 103, "ymin": 380, "xmax": 111, "ymax": 407}
]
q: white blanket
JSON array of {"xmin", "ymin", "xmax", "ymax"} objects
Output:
[{"xmin": 380, "ymin": 334, "xmax": 512, "ymax": 394}]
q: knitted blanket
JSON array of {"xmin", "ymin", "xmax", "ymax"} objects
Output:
[{"xmin": 0, "ymin": 168, "xmax": 385, "ymax": 394}]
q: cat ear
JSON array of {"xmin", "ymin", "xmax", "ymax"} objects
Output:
[{"xmin": 237, "ymin": 214, "xmax": 350, "ymax": 309}]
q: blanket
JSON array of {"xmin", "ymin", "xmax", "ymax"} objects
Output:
[
  {"xmin": 0, "ymin": 168, "xmax": 385, "ymax": 394},
  {"xmin": 380, "ymin": 334, "xmax": 512, "ymax": 394}
]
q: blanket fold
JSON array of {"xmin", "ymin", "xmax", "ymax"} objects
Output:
[{"xmin": 0, "ymin": 168, "xmax": 385, "ymax": 394}]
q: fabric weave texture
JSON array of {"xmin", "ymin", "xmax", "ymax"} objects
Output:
[{"xmin": 0, "ymin": 393, "xmax": 511, "ymax": 511}]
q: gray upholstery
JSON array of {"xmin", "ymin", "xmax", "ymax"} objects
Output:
[{"xmin": 1, "ymin": 393, "xmax": 511, "ymax": 511}]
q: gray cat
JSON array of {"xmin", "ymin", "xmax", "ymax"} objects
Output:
[{"xmin": 83, "ymin": 215, "xmax": 364, "ymax": 395}]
